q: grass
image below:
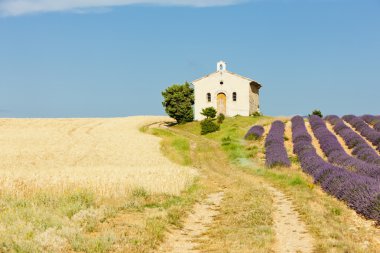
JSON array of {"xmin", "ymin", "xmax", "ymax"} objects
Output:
[
  {"xmin": 0, "ymin": 189, "xmax": 115, "ymax": 253},
  {"xmin": 2, "ymin": 116, "xmax": 379, "ymax": 252},
  {"xmin": 148, "ymin": 127, "xmax": 192, "ymax": 166},
  {"xmin": 171, "ymin": 115, "xmax": 380, "ymax": 253},
  {"xmin": 164, "ymin": 116, "xmax": 276, "ymax": 252},
  {"xmin": 0, "ymin": 117, "xmax": 199, "ymax": 253}
]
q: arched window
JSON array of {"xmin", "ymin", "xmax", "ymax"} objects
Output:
[
  {"xmin": 207, "ymin": 93, "xmax": 211, "ymax": 102},
  {"xmin": 233, "ymin": 92, "xmax": 237, "ymax": 101}
]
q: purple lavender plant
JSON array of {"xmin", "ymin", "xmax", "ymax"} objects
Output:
[
  {"xmin": 325, "ymin": 115, "xmax": 380, "ymax": 166},
  {"xmin": 291, "ymin": 116, "xmax": 380, "ymax": 224},
  {"xmin": 343, "ymin": 115, "xmax": 380, "ymax": 151},
  {"xmin": 362, "ymin": 115, "xmax": 380, "ymax": 132},
  {"xmin": 309, "ymin": 115, "xmax": 380, "ymax": 179},
  {"xmin": 245, "ymin": 125, "xmax": 264, "ymax": 140},
  {"xmin": 265, "ymin": 121, "xmax": 290, "ymax": 167}
]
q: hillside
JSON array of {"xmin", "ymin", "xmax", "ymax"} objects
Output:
[
  {"xmin": 157, "ymin": 115, "xmax": 380, "ymax": 252},
  {"xmin": 0, "ymin": 115, "xmax": 379, "ymax": 252}
]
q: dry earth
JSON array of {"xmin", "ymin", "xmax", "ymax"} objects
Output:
[
  {"xmin": 254, "ymin": 122, "xmax": 315, "ymax": 252},
  {"xmin": 268, "ymin": 186, "xmax": 314, "ymax": 253},
  {"xmin": 156, "ymin": 192, "xmax": 224, "ymax": 253},
  {"xmin": 2, "ymin": 116, "xmax": 379, "ymax": 252},
  {"xmin": 305, "ymin": 122, "xmax": 327, "ymax": 159},
  {"xmin": 158, "ymin": 119, "xmax": 315, "ymax": 253},
  {"xmin": 344, "ymin": 120, "xmax": 380, "ymax": 156},
  {"xmin": 0, "ymin": 116, "xmax": 196, "ymax": 197},
  {"xmin": 325, "ymin": 122, "xmax": 353, "ymax": 154}
]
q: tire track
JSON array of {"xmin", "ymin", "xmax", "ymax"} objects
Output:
[
  {"xmin": 268, "ymin": 186, "xmax": 314, "ymax": 253},
  {"xmin": 155, "ymin": 192, "xmax": 224, "ymax": 253}
]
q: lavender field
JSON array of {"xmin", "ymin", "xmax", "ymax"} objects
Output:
[{"xmin": 246, "ymin": 115, "xmax": 380, "ymax": 223}]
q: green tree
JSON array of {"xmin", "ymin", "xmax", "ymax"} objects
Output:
[
  {"xmin": 201, "ymin": 107, "xmax": 217, "ymax": 119},
  {"xmin": 310, "ymin": 109, "xmax": 323, "ymax": 118},
  {"xmin": 162, "ymin": 82, "xmax": 194, "ymax": 124}
]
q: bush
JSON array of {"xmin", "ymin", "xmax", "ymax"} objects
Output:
[
  {"xmin": 162, "ymin": 82, "xmax": 194, "ymax": 124},
  {"xmin": 309, "ymin": 115, "xmax": 380, "ymax": 179},
  {"xmin": 310, "ymin": 109, "xmax": 323, "ymax": 118},
  {"xmin": 251, "ymin": 111, "xmax": 262, "ymax": 117},
  {"xmin": 265, "ymin": 121, "xmax": 290, "ymax": 167},
  {"xmin": 221, "ymin": 136, "xmax": 232, "ymax": 146},
  {"xmin": 244, "ymin": 125, "xmax": 264, "ymax": 140},
  {"xmin": 291, "ymin": 115, "xmax": 380, "ymax": 223},
  {"xmin": 343, "ymin": 115, "xmax": 380, "ymax": 151},
  {"xmin": 325, "ymin": 115, "xmax": 380, "ymax": 165},
  {"xmin": 217, "ymin": 113, "xmax": 225, "ymax": 124},
  {"xmin": 201, "ymin": 107, "xmax": 217, "ymax": 119},
  {"xmin": 200, "ymin": 119, "xmax": 220, "ymax": 135}
]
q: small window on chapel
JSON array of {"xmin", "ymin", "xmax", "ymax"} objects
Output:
[
  {"xmin": 233, "ymin": 92, "xmax": 237, "ymax": 101},
  {"xmin": 207, "ymin": 93, "xmax": 211, "ymax": 102}
]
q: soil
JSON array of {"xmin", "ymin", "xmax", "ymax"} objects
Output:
[
  {"xmin": 155, "ymin": 120, "xmax": 314, "ymax": 253},
  {"xmin": 268, "ymin": 186, "xmax": 314, "ymax": 253},
  {"xmin": 155, "ymin": 192, "xmax": 224, "ymax": 253}
]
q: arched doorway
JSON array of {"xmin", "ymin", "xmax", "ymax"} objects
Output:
[{"xmin": 217, "ymin": 93, "xmax": 226, "ymax": 115}]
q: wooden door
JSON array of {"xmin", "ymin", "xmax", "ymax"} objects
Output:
[{"xmin": 217, "ymin": 93, "xmax": 226, "ymax": 115}]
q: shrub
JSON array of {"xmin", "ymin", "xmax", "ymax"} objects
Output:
[
  {"xmin": 309, "ymin": 115, "xmax": 380, "ymax": 179},
  {"xmin": 200, "ymin": 119, "xmax": 220, "ymax": 135},
  {"xmin": 201, "ymin": 107, "xmax": 217, "ymax": 119},
  {"xmin": 217, "ymin": 113, "xmax": 225, "ymax": 124},
  {"xmin": 343, "ymin": 115, "xmax": 380, "ymax": 150},
  {"xmin": 221, "ymin": 136, "xmax": 232, "ymax": 146},
  {"xmin": 265, "ymin": 121, "xmax": 290, "ymax": 167},
  {"xmin": 362, "ymin": 115, "xmax": 380, "ymax": 132},
  {"xmin": 310, "ymin": 109, "xmax": 323, "ymax": 118},
  {"xmin": 244, "ymin": 125, "xmax": 264, "ymax": 140},
  {"xmin": 291, "ymin": 116, "xmax": 380, "ymax": 223},
  {"xmin": 162, "ymin": 82, "xmax": 194, "ymax": 124},
  {"xmin": 251, "ymin": 111, "xmax": 262, "ymax": 117}
]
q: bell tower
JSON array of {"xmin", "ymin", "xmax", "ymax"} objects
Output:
[{"xmin": 217, "ymin": 61, "xmax": 226, "ymax": 72}]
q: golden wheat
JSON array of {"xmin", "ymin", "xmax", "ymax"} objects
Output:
[{"xmin": 0, "ymin": 116, "xmax": 196, "ymax": 197}]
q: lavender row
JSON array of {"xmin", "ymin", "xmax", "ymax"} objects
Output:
[
  {"xmin": 325, "ymin": 115, "xmax": 380, "ymax": 166},
  {"xmin": 309, "ymin": 115, "xmax": 380, "ymax": 179},
  {"xmin": 362, "ymin": 114, "xmax": 380, "ymax": 132},
  {"xmin": 265, "ymin": 121, "xmax": 290, "ymax": 167},
  {"xmin": 245, "ymin": 125, "xmax": 264, "ymax": 140},
  {"xmin": 343, "ymin": 115, "xmax": 380, "ymax": 152},
  {"xmin": 291, "ymin": 116, "xmax": 380, "ymax": 223}
]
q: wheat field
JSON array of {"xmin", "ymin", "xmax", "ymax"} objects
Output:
[
  {"xmin": 0, "ymin": 116, "xmax": 198, "ymax": 252},
  {"xmin": 0, "ymin": 116, "xmax": 196, "ymax": 197}
]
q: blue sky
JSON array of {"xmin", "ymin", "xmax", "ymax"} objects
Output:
[{"xmin": 0, "ymin": 0, "xmax": 379, "ymax": 117}]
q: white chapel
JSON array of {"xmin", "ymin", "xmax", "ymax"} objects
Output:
[{"xmin": 192, "ymin": 61, "xmax": 262, "ymax": 121}]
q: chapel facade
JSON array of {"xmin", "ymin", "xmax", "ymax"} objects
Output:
[{"xmin": 192, "ymin": 61, "xmax": 262, "ymax": 120}]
